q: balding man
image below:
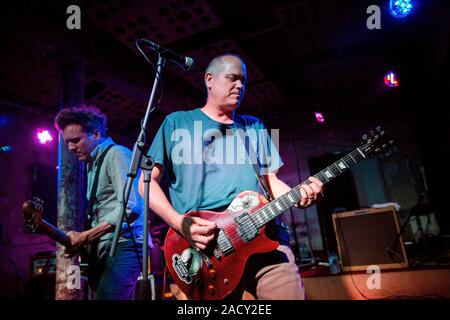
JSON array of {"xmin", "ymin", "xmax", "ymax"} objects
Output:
[{"xmin": 140, "ymin": 54, "xmax": 323, "ymax": 300}]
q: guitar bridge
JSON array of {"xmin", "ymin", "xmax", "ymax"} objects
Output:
[{"xmin": 217, "ymin": 229, "xmax": 234, "ymax": 256}]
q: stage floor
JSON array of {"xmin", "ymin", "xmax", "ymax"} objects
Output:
[{"xmin": 301, "ymin": 267, "xmax": 450, "ymax": 300}]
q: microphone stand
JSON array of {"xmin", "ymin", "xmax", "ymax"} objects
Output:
[
  {"xmin": 109, "ymin": 55, "xmax": 165, "ymax": 300},
  {"xmin": 292, "ymin": 140, "xmax": 317, "ymax": 265},
  {"xmin": 386, "ymin": 193, "xmax": 425, "ymax": 262}
]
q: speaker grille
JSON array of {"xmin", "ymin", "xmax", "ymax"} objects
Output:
[{"xmin": 333, "ymin": 207, "xmax": 408, "ymax": 271}]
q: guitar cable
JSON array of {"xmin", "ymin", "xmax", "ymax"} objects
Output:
[{"xmin": 121, "ymin": 186, "xmax": 144, "ymax": 276}]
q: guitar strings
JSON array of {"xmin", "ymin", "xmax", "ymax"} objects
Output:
[{"xmin": 219, "ymin": 149, "xmax": 367, "ymax": 245}]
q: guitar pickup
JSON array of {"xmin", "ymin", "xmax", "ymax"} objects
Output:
[{"xmin": 234, "ymin": 212, "xmax": 259, "ymax": 242}]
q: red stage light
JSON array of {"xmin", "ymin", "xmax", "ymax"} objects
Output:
[
  {"xmin": 384, "ymin": 71, "xmax": 399, "ymax": 87},
  {"xmin": 315, "ymin": 112, "xmax": 325, "ymax": 123}
]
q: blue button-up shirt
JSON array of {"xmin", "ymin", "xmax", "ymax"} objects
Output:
[{"xmin": 87, "ymin": 137, "xmax": 148, "ymax": 257}]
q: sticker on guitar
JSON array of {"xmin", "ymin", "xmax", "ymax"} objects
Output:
[
  {"xmin": 228, "ymin": 193, "xmax": 259, "ymax": 212},
  {"xmin": 172, "ymin": 248, "xmax": 203, "ymax": 284}
]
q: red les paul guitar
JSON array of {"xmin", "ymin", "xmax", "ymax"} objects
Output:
[{"xmin": 164, "ymin": 127, "xmax": 397, "ymax": 300}]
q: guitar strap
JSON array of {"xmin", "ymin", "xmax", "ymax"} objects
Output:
[
  {"xmin": 234, "ymin": 116, "xmax": 274, "ymax": 202},
  {"xmin": 85, "ymin": 144, "xmax": 115, "ymax": 230},
  {"xmin": 234, "ymin": 116, "xmax": 292, "ymax": 247}
]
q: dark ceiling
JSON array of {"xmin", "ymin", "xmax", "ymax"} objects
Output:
[{"xmin": 1, "ymin": 0, "xmax": 449, "ymax": 140}]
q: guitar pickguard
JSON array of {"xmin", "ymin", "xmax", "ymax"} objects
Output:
[{"xmin": 228, "ymin": 193, "xmax": 259, "ymax": 212}]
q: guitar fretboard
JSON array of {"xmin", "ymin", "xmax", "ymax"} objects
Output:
[{"xmin": 251, "ymin": 147, "xmax": 366, "ymax": 229}]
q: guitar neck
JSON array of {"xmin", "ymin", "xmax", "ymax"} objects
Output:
[
  {"xmin": 37, "ymin": 219, "xmax": 72, "ymax": 248},
  {"xmin": 252, "ymin": 147, "xmax": 367, "ymax": 228}
]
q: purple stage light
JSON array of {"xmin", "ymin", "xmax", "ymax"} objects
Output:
[
  {"xmin": 315, "ymin": 112, "xmax": 325, "ymax": 123},
  {"xmin": 36, "ymin": 128, "xmax": 53, "ymax": 145}
]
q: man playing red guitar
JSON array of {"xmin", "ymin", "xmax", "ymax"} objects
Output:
[{"xmin": 140, "ymin": 54, "xmax": 323, "ymax": 300}]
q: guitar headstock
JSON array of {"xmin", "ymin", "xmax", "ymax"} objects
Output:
[
  {"xmin": 359, "ymin": 126, "xmax": 398, "ymax": 159},
  {"xmin": 22, "ymin": 196, "xmax": 45, "ymax": 233}
]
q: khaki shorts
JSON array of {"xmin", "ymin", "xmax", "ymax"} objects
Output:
[{"xmin": 229, "ymin": 245, "xmax": 305, "ymax": 300}]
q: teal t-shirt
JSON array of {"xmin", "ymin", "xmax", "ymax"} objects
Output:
[{"xmin": 148, "ymin": 108, "xmax": 284, "ymax": 215}]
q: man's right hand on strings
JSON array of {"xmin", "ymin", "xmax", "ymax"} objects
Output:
[{"xmin": 180, "ymin": 216, "xmax": 217, "ymax": 250}]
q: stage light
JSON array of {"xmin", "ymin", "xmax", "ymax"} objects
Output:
[
  {"xmin": 384, "ymin": 71, "xmax": 399, "ymax": 87},
  {"xmin": 0, "ymin": 116, "xmax": 11, "ymax": 126},
  {"xmin": 390, "ymin": 0, "xmax": 414, "ymax": 18},
  {"xmin": 36, "ymin": 128, "xmax": 54, "ymax": 145},
  {"xmin": 315, "ymin": 112, "xmax": 325, "ymax": 123}
]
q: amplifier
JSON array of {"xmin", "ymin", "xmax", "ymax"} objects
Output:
[{"xmin": 332, "ymin": 206, "xmax": 408, "ymax": 272}]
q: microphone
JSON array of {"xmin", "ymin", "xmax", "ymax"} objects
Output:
[
  {"xmin": 0, "ymin": 145, "xmax": 13, "ymax": 153},
  {"xmin": 138, "ymin": 38, "xmax": 194, "ymax": 72}
]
